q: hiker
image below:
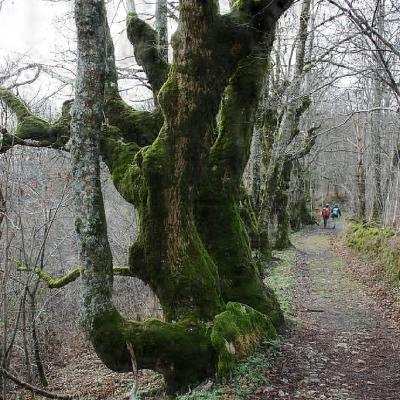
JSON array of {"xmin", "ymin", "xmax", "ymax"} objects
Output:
[
  {"xmin": 322, "ymin": 204, "xmax": 330, "ymax": 228},
  {"xmin": 331, "ymin": 204, "xmax": 342, "ymax": 229}
]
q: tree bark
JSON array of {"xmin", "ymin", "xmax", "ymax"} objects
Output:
[
  {"xmin": 289, "ymin": 160, "xmax": 315, "ymax": 231},
  {"xmin": 355, "ymin": 121, "xmax": 366, "ymax": 220},
  {"xmin": 259, "ymin": 0, "xmax": 313, "ymax": 252},
  {"xmin": 155, "ymin": 0, "xmax": 168, "ymax": 62}
]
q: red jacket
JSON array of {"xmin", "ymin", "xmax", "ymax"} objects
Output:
[{"xmin": 322, "ymin": 207, "xmax": 330, "ymax": 218}]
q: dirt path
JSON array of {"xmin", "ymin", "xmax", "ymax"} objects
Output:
[{"xmin": 260, "ymin": 225, "xmax": 400, "ymax": 400}]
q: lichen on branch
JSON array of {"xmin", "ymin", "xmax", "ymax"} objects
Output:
[
  {"xmin": 0, "ymin": 87, "xmax": 71, "ymax": 152},
  {"xmin": 35, "ymin": 266, "xmax": 131, "ymax": 289}
]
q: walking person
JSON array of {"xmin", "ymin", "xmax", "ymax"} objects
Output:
[
  {"xmin": 331, "ymin": 204, "xmax": 342, "ymax": 229},
  {"xmin": 322, "ymin": 204, "xmax": 330, "ymax": 228}
]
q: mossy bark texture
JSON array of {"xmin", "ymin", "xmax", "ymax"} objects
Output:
[
  {"xmin": 289, "ymin": 161, "xmax": 315, "ymax": 231},
  {"xmin": 258, "ymin": 0, "xmax": 315, "ymax": 253},
  {"xmin": 1, "ymin": 0, "xmax": 294, "ymax": 392}
]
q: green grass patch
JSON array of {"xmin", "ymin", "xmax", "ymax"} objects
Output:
[
  {"xmin": 346, "ymin": 222, "xmax": 400, "ymax": 286},
  {"xmin": 265, "ymin": 249, "xmax": 296, "ymax": 323}
]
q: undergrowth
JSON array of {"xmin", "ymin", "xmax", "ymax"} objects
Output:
[{"xmin": 346, "ymin": 222, "xmax": 400, "ymax": 287}]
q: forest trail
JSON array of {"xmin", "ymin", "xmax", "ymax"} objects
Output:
[{"xmin": 260, "ymin": 224, "xmax": 400, "ymax": 400}]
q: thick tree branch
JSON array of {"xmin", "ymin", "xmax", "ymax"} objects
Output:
[
  {"xmin": 0, "ymin": 87, "xmax": 70, "ymax": 152},
  {"xmin": 0, "ymin": 85, "xmax": 159, "ymax": 166},
  {"xmin": 0, "ymin": 86, "xmax": 32, "ymax": 119},
  {"xmin": 35, "ymin": 266, "xmax": 132, "ymax": 289},
  {"xmin": 104, "ymin": 98, "xmax": 161, "ymax": 146},
  {"xmin": 287, "ymin": 125, "xmax": 319, "ymax": 162},
  {"xmin": 228, "ymin": 0, "xmax": 293, "ymax": 33},
  {"xmin": 1, "ymin": 12, "xmax": 161, "ymax": 155},
  {"xmin": 127, "ymin": 13, "xmax": 169, "ymax": 98},
  {"xmin": 0, "ymin": 86, "xmax": 152, "ymax": 209}
]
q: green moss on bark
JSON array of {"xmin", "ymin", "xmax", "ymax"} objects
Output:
[
  {"xmin": 0, "ymin": 87, "xmax": 32, "ymax": 120},
  {"xmin": 124, "ymin": 132, "xmax": 224, "ymax": 322},
  {"xmin": 89, "ymin": 309, "xmax": 215, "ymax": 393},
  {"xmin": 211, "ymin": 302, "xmax": 277, "ymax": 377},
  {"xmin": 89, "ymin": 303, "xmax": 278, "ymax": 392},
  {"xmin": 104, "ymin": 97, "xmax": 161, "ymax": 145},
  {"xmin": 273, "ymin": 160, "xmax": 292, "ymax": 250},
  {"xmin": 196, "ymin": 43, "xmax": 284, "ymax": 330},
  {"xmin": 239, "ymin": 188, "xmax": 260, "ymax": 250},
  {"xmin": 100, "ymin": 126, "xmax": 140, "ymax": 204},
  {"xmin": 126, "ymin": 12, "xmax": 169, "ymax": 97}
]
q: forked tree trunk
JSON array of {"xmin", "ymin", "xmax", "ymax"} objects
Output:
[{"xmin": 3, "ymin": 0, "xmax": 293, "ymax": 393}]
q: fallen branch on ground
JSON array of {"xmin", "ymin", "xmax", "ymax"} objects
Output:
[{"xmin": 0, "ymin": 367, "xmax": 75, "ymax": 399}]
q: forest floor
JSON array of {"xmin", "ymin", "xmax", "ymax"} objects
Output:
[
  {"xmin": 256, "ymin": 222, "xmax": 400, "ymax": 400},
  {"xmin": 9, "ymin": 221, "xmax": 400, "ymax": 399}
]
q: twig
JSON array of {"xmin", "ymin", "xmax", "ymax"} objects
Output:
[{"xmin": 127, "ymin": 342, "xmax": 139, "ymax": 400}]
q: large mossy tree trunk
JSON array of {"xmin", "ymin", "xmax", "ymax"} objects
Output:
[
  {"xmin": 0, "ymin": 0, "xmax": 293, "ymax": 393},
  {"xmin": 196, "ymin": 37, "xmax": 283, "ymax": 326}
]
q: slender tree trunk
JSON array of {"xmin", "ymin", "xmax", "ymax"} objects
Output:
[
  {"xmin": 126, "ymin": 0, "xmax": 136, "ymax": 12},
  {"xmin": 21, "ymin": 298, "xmax": 32, "ymax": 383},
  {"xmin": 0, "ymin": 187, "xmax": 4, "ymax": 240},
  {"xmin": 355, "ymin": 121, "xmax": 366, "ymax": 220},
  {"xmin": 274, "ymin": 159, "xmax": 291, "ymax": 249},
  {"xmin": 155, "ymin": 0, "xmax": 168, "ymax": 62},
  {"xmin": 29, "ymin": 283, "xmax": 48, "ymax": 387},
  {"xmin": 371, "ymin": 0, "xmax": 385, "ymax": 220},
  {"xmin": 250, "ymin": 127, "xmax": 263, "ymax": 212}
]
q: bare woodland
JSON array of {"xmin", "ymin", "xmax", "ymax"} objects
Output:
[{"xmin": 0, "ymin": 0, "xmax": 400, "ymax": 398}]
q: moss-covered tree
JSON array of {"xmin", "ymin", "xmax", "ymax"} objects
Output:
[
  {"xmin": 0, "ymin": 0, "xmax": 293, "ymax": 393},
  {"xmin": 289, "ymin": 160, "xmax": 316, "ymax": 231},
  {"xmin": 257, "ymin": 0, "xmax": 316, "ymax": 251}
]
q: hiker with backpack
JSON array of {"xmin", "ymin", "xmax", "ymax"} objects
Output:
[
  {"xmin": 322, "ymin": 204, "xmax": 330, "ymax": 228},
  {"xmin": 331, "ymin": 204, "xmax": 342, "ymax": 229}
]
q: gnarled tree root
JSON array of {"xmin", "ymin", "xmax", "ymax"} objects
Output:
[{"xmin": 89, "ymin": 302, "xmax": 278, "ymax": 393}]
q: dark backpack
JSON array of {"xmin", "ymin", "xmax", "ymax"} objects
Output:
[{"xmin": 322, "ymin": 208, "xmax": 330, "ymax": 218}]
